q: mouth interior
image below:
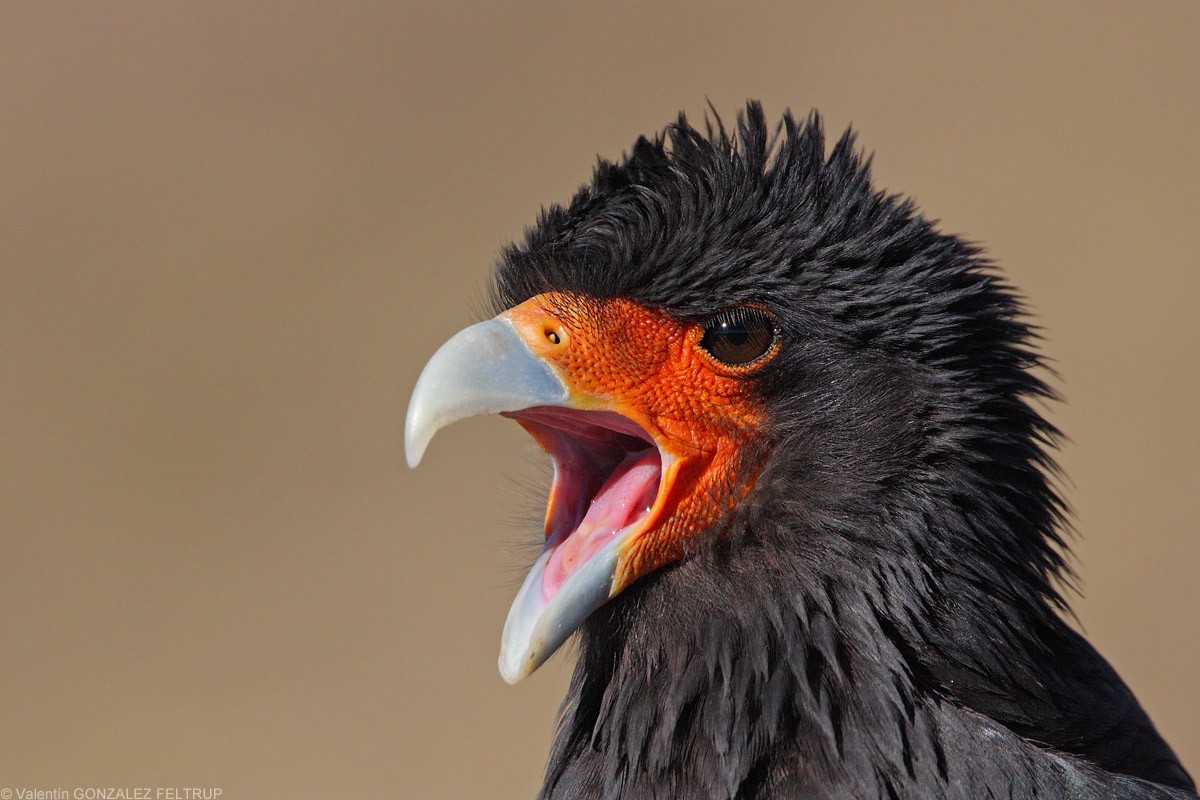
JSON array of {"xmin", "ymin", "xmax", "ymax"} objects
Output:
[{"xmin": 504, "ymin": 407, "xmax": 663, "ymax": 601}]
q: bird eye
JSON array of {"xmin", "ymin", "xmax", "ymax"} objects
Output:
[{"xmin": 699, "ymin": 307, "xmax": 778, "ymax": 366}]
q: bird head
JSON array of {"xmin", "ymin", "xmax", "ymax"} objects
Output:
[{"xmin": 405, "ymin": 102, "xmax": 1064, "ymax": 684}]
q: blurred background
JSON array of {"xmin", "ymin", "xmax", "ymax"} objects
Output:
[{"xmin": 2, "ymin": 2, "xmax": 1197, "ymax": 798}]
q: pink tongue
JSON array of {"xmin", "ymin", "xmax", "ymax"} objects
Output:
[{"xmin": 543, "ymin": 450, "xmax": 660, "ymax": 600}]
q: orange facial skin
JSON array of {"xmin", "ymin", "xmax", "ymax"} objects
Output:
[{"xmin": 500, "ymin": 291, "xmax": 774, "ymax": 594}]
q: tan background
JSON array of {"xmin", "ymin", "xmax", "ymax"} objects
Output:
[{"xmin": 2, "ymin": 2, "xmax": 1197, "ymax": 798}]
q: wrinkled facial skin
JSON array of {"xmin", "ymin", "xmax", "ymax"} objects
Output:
[{"xmin": 504, "ymin": 292, "xmax": 773, "ymax": 592}]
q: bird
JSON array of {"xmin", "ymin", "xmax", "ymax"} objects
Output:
[{"xmin": 405, "ymin": 102, "xmax": 1195, "ymax": 799}]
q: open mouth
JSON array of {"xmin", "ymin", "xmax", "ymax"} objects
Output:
[
  {"xmin": 403, "ymin": 310, "xmax": 708, "ymax": 683},
  {"xmin": 405, "ymin": 305, "xmax": 753, "ymax": 683},
  {"xmin": 504, "ymin": 407, "xmax": 667, "ymax": 603},
  {"xmin": 405, "ymin": 299, "xmax": 765, "ymax": 683}
]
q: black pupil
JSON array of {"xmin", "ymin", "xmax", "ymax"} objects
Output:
[{"xmin": 700, "ymin": 310, "xmax": 774, "ymax": 365}]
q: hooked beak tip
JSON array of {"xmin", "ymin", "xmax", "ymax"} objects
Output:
[
  {"xmin": 403, "ymin": 385, "xmax": 434, "ymax": 468},
  {"xmin": 404, "ymin": 438, "xmax": 426, "ymax": 469}
]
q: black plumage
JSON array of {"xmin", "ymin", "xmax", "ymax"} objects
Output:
[{"xmin": 490, "ymin": 103, "xmax": 1194, "ymax": 799}]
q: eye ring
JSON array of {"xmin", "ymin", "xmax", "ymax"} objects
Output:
[{"xmin": 698, "ymin": 307, "xmax": 779, "ymax": 368}]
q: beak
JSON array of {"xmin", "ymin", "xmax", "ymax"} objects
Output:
[
  {"xmin": 405, "ymin": 317, "xmax": 569, "ymax": 468},
  {"xmin": 406, "ymin": 315, "xmax": 657, "ymax": 683}
]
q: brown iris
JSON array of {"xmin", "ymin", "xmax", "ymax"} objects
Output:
[{"xmin": 699, "ymin": 307, "xmax": 778, "ymax": 366}]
